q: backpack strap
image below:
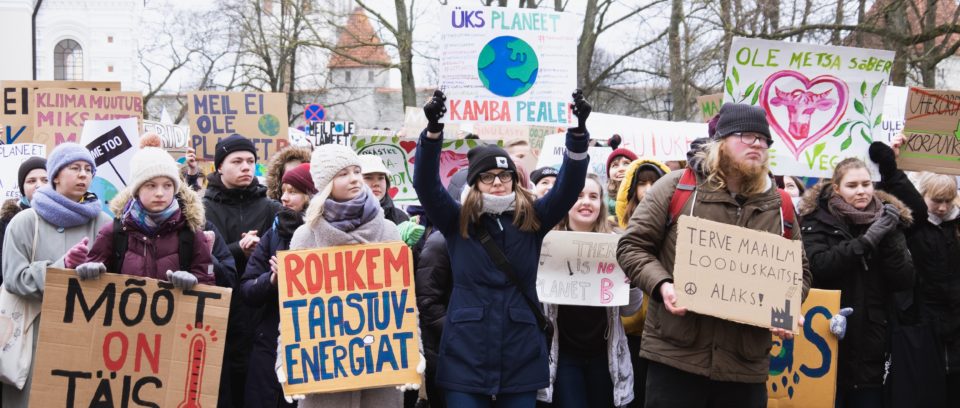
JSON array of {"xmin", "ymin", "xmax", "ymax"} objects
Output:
[
  {"xmin": 111, "ymin": 218, "xmax": 127, "ymax": 273},
  {"xmin": 178, "ymin": 226, "xmax": 195, "ymax": 272},
  {"xmin": 667, "ymin": 168, "xmax": 698, "ymax": 227}
]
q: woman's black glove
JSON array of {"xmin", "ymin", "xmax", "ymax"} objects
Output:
[
  {"xmin": 423, "ymin": 90, "xmax": 447, "ymax": 133},
  {"xmin": 570, "ymin": 89, "xmax": 591, "ymax": 134}
]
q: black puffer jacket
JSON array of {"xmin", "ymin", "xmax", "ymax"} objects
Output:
[
  {"xmin": 415, "ymin": 231, "xmax": 452, "ymax": 362},
  {"xmin": 799, "ymin": 183, "xmax": 916, "ymax": 389},
  {"xmin": 380, "ymin": 194, "xmax": 410, "ymax": 225}
]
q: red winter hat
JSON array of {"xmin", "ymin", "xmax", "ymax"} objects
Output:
[
  {"xmin": 281, "ymin": 163, "xmax": 317, "ymax": 195},
  {"xmin": 606, "ymin": 134, "xmax": 638, "ymax": 174}
]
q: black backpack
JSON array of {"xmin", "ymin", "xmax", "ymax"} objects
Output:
[{"xmin": 111, "ymin": 218, "xmax": 195, "ymax": 273}]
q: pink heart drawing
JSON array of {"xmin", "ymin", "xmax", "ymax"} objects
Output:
[{"xmin": 759, "ymin": 71, "xmax": 849, "ymax": 159}]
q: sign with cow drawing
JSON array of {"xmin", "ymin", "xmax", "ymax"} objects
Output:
[{"xmin": 723, "ymin": 37, "xmax": 896, "ymax": 178}]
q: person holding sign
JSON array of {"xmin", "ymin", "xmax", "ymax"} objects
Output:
[
  {"xmin": 616, "ymin": 104, "xmax": 811, "ymax": 408},
  {"xmin": 241, "ymin": 163, "xmax": 316, "ymax": 408},
  {"xmin": 537, "ymin": 173, "xmax": 643, "ymax": 408},
  {"xmin": 78, "ymin": 146, "xmax": 215, "ymax": 286},
  {"xmin": 1, "ymin": 143, "xmax": 112, "ymax": 408},
  {"xmin": 278, "ymin": 144, "xmax": 412, "ymax": 407},
  {"xmin": 412, "ymin": 89, "xmax": 591, "ymax": 408},
  {"xmin": 0, "ymin": 157, "xmax": 47, "ymax": 284}
]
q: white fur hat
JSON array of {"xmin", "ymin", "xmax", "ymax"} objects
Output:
[{"xmin": 129, "ymin": 147, "xmax": 181, "ymax": 194}]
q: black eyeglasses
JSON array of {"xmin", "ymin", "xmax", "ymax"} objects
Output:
[
  {"xmin": 732, "ymin": 132, "xmax": 771, "ymax": 148},
  {"xmin": 478, "ymin": 171, "xmax": 514, "ymax": 185}
]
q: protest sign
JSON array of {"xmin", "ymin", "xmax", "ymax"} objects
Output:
[
  {"xmin": 767, "ymin": 289, "xmax": 840, "ymax": 408},
  {"xmin": 586, "ymin": 112, "xmax": 705, "ymax": 161},
  {"xmin": 187, "ymin": 91, "xmax": 289, "ymax": 164},
  {"xmin": 724, "ymin": 37, "xmax": 895, "ymax": 178},
  {"xmin": 697, "ymin": 93, "xmax": 724, "ymax": 122},
  {"xmin": 0, "ymin": 80, "xmax": 120, "ymax": 145},
  {"xmin": 880, "ymin": 86, "xmax": 907, "ymax": 143},
  {"xmin": 307, "ymin": 121, "xmax": 355, "ymax": 147},
  {"xmin": 277, "ymin": 242, "xmax": 420, "ymax": 395},
  {"xmin": 536, "ymin": 133, "xmax": 612, "ymax": 185},
  {"xmin": 536, "ymin": 231, "xmax": 630, "ymax": 306},
  {"xmin": 31, "ymin": 88, "xmax": 142, "ymax": 153},
  {"xmin": 352, "ymin": 136, "xmax": 498, "ymax": 204},
  {"xmin": 81, "ymin": 118, "xmax": 141, "ymax": 216},
  {"xmin": 898, "ymin": 87, "xmax": 960, "ymax": 175},
  {"xmin": 673, "ymin": 215, "xmax": 804, "ymax": 332},
  {"xmin": 439, "ymin": 7, "xmax": 578, "ymax": 126},
  {"xmin": 30, "ymin": 269, "xmax": 231, "ymax": 408},
  {"xmin": 401, "ymin": 106, "xmax": 461, "ymax": 138},
  {"xmin": 0, "ymin": 143, "xmax": 45, "ymax": 200},
  {"xmin": 143, "ymin": 120, "xmax": 190, "ymax": 149}
]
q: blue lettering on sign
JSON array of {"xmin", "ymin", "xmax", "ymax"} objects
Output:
[
  {"xmin": 4, "ymin": 126, "xmax": 25, "ymax": 144},
  {"xmin": 451, "ymin": 7, "xmax": 485, "ymax": 28},
  {"xmin": 768, "ymin": 306, "xmax": 833, "ymax": 399}
]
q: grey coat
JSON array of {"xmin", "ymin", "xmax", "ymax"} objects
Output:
[
  {"xmin": 1, "ymin": 208, "xmax": 110, "ymax": 408},
  {"xmin": 537, "ymin": 287, "xmax": 644, "ymax": 407}
]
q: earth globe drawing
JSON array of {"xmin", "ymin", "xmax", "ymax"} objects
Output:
[
  {"xmin": 477, "ymin": 36, "xmax": 539, "ymax": 97},
  {"xmin": 258, "ymin": 113, "xmax": 281, "ymax": 136}
]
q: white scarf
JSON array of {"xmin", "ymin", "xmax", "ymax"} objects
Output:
[
  {"xmin": 929, "ymin": 205, "xmax": 960, "ymax": 226},
  {"xmin": 481, "ymin": 192, "xmax": 516, "ymax": 215}
]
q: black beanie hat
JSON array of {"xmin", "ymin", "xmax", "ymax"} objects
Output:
[
  {"xmin": 530, "ymin": 166, "xmax": 559, "ymax": 185},
  {"xmin": 214, "ymin": 134, "xmax": 258, "ymax": 170},
  {"xmin": 18, "ymin": 157, "xmax": 47, "ymax": 196},
  {"xmin": 467, "ymin": 145, "xmax": 517, "ymax": 186},
  {"xmin": 714, "ymin": 103, "xmax": 772, "ymax": 145}
]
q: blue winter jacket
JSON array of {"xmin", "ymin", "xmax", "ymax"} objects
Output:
[{"xmin": 413, "ymin": 129, "xmax": 589, "ymax": 395}]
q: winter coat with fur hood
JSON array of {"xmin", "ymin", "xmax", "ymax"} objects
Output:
[
  {"xmin": 85, "ymin": 187, "xmax": 214, "ymax": 284},
  {"xmin": 265, "ymin": 147, "xmax": 312, "ymax": 201},
  {"xmin": 799, "ymin": 182, "xmax": 915, "ymax": 389}
]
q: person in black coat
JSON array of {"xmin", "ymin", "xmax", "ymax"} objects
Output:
[
  {"xmin": 416, "ymin": 231, "xmax": 452, "ymax": 408},
  {"xmin": 203, "ymin": 134, "xmax": 283, "ymax": 407},
  {"xmin": 799, "ymin": 157, "xmax": 915, "ymax": 408}
]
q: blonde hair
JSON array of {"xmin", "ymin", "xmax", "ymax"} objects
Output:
[
  {"xmin": 830, "ymin": 158, "xmax": 869, "ymax": 188},
  {"xmin": 916, "ymin": 171, "xmax": 958, "ymax": 202},
  {"xmin": 556, "ymin": 174, "xmax": 612, "ymax": 233},
  {"xmin": 459, "ymin": 181, "xmax": 540, "ymax": 238},
  {"xmin": 696, "ymin": 139, "xmax": 769, "ymax": 196}
]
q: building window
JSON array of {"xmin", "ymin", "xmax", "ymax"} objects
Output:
[
  {"xmin": 54, "ymin": 39, "xmax": 83, "ymax": 80},
  {"xmin": 368, "ymin": 71, "xmax": 374, "ymax": 81},
  {"xmin": 345, "ymin": 71, "xmax": 351, "ymax": 82}
]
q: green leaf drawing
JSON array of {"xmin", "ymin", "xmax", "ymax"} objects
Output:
[
  {"xmin": 871, "ymin": 82, "xmax": 882, "ymax": 99},
  {"xmin": 743, "ymin": 83, "xmax": 756, "ymax": 101},
  {"xmin": 813, "ymin": 142, "xmax": 826, "ymax": 158},
  {"xmin": 732, "ymin": 66, "xmax": 740, "ymax": 84},
  {"xmin": 841, "ymin": 136, "xmax": 853, "ymax": 151},
  {"xmin": 854, "ymin": 100, "xmax": 866, "ymax": 115},
  {"xmin": 860, "ymin": 81, "xmax": 867, "ymax": 97},
  {"xmin": 355, "ymin": 138, "xmax": 366, "ymax": 149},
  {"xmin": 874, "ymin": 115, "xmax": 883, "ymax": 127},
  {"xmin": 725, "ymin": 78, "xmax": 734, "ymax": 97},
  {"xmin": 833, "ymin": 121, "xmax": 851, "ymax": 137},
  {"xmin": 455, "ymin": 139, "xmax": 464, "ymax": 149},
  {"xmin": 751, "ymin": 86, "xmax": 761, "ymax": 105},
  {"xmin": 860, "ymin": 128, "xmax": 871, "ymax": 144}
]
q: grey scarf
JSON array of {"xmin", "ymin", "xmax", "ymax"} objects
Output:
[{"xmin": 482, "ymin": 192, "xmax": 516, "ymax": 215}]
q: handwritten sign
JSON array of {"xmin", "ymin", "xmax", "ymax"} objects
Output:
[
  {"xmin": 31, "ymin": 88, "xmax": 142, "ymax": 153},
  {"xmin": 277, "ymin": 242, "xmax": 420, "ymax": 395},
  {"xmin": 81, "ymin": 118, "xmax": 141, "ymax": 216},
  {"xmin": 536, "ymin": 231, "xmax": 629, "ymax": 306},
  {"xmin": 673, "ymin": 215, "xmax": 803, "ymax": 332},
  {"xmin": 724, "ymin": 37, "xmax": 895, "ymax": 178},
  {"xmin": 0, "ymin": 80, "xmax": 120, "ymax": 145},
  {"xmin": 143, "ymin": 120, "xmax": 190, "ymax": 149},
  {"xmin": 899, "ymin": 87, "xmax": 960, "ymax": 175},
  {"xmin": 187, "ymin": 91, "xmax": 289, "ymax": 164},
  {"xmin": 30, "ymin": 269, "xmax": 231, "ymax": 408},
  {"xmin": 767, "ymin": 289, "xmax": 839, "ymax": 408},
  {"xmin": 307, "ymin": 121, "xmax": 355, "ymax": 147},
  {"xmin": 439, "ymin": 7, "xmax": 577, "ymax": 126},
  {"xmin": 0, "ymin": 143, "xmax": 45, "ymax": 200},
  {"xmin": 880, "ymin": 86, "xmax": 908, "ymax": 143},
  {"xmin": 697, "ymin": 93, "xmax": 724, "ymax": 122},
  {"xmin": 586, "ymin": 112, "xmax": 705, "ymax": 161},
  {"xmin": 535, "ymin": 133, "xmax": 612, "ymax": 185}
]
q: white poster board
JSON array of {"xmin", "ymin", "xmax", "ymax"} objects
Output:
[
  {"xmin": 585, "ymin": 112, "xmax": 706, "ymax": 161},
  {"xmin": 535, "ymin": 133, "xmax": 612, "ymax": 185},
  {"xmin": 536, "ymin": 231, "xmax": 630, "ymax": 306},
  {"xmin": 80, "ymin": 118, "xmax": 141, "ymax": 216},
  {"xmin": 0, "ymin": 143, "xmax": 46, "ymax": 200}
]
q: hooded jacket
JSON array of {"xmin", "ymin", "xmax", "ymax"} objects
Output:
[
  {"xmin": 84, "ymin": 187, "xmax": 214, "ymax": 284},
  {"xmin": 265, "ymin": 147, "xmax": 312, "ymax": 201},
  {"xmin": 380, "ymin": 193, "xmax": 410, "ymax": 225},
  {"xmin": 616, "ymin": 167, "xmax": 812, "ymax": 383},
  {"xmin": 799, "ymin": 182, "xmax": 915, "ymax": 389}
]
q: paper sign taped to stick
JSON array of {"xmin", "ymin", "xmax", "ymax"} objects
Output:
[
  {"xmin": 143, "ymin": 120, "xmax": 190, "ymax": 149},
  {"xmin": 439, "ymin": 7, "xmax": 578, "ymax": 126},
  {"xmin": 586, "ymin": 112, "xmax": 705, "ymax": 161},
  {"xmin": 673, "ymin": 215, "xmax": 804, "ymax": 332},
  {"xmin": 30, "ymin": 269, "xmax": 231, "ymax": 408},
  {"xmin": 0, "ymin": 80, "xmax": 120, "ymax": 145},
  {"xmin": 536, "ymin": 231, "xmax": 630, "ymax": 306},
  {"xmin": 767, "ymin": 289, "xmax": 840, "ymax": 408},
  {"xmin": 0, "ymin": 143, "xmax": 45, "ymax": 200},
  {"xmin": 723, "ymin": 37, "xmax": 894, "ymax": 178},
  {"xmin": 32, "ymin": 88, "xmax": 143, "ymax": 153},
  {"xmin": 899, "ymin": 87, "xmax": 960, "ymax": 175},
  {"xmin": 697, "ymin": 93, "xmax": 724, "ymax": 122},
  {"xmin": 187, "ymin": 91, "xmax": 289, "ymax": 164},
  {"xmin": 880, "ymin": 86, "xmax": 908, "ymax": 143},
  {"xmin": 277, "ymin": 242, "xmax": 421, "ymax": 395}
]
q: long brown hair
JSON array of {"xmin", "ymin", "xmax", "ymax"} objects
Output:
[
  {"xmin": 459, "ymin": 180, "xmax": 541, "ymax": 238},
  {"xmin": 556, "ymin": 174, "xmax": 612, "ymax": 233}
]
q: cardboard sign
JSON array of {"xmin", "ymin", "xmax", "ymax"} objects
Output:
[
  {"xmin": 899, "ymin": 87, "xmax": 960, "ymax": 175},
  {"xmin": 535, "ymin": 133, "xmax": 612, "ymax": 185},
  {"xmin": 187, "ymin": 91, "xmax": 289, "ymax": 164},
  {"xmin": 32, "ymin": 88, "xmax": 142, "ymax": 153},
  {"xmin": 0, "ymin": 143, "xmax": 45, "ymax": 200},
  {"xmin": 143, "ymin": 120, "xmax": 190, "ymax": 149},
  {"xmin": 439, "ymin": 7, "xmax": 578, "ymax": 126},
  {"xmin": 352, "ymin": 136, "xmax": 499, "ymax": 204},
  {"xmin": 30, "ymin": 269, "xmax": 231, "ymax": 408},
  {"xmin": 81, "ymin": 118, "xmax": 141, "ymax": 217},
  {"xmin": 536, "ymin": 231, "xmax": 630, "ymax": 306},
  {"xmin": 697, "ymin": 93, "xmax": 724, "ymax": 122},
  {"xmin": 0, "ymin": 81, "xmax": 120, "ymax": 145},
  {"xmin": 277, "ymin": 242, "xmax": 420, "ymax": 395},
  {"xmin": 673, "ymin": 215, "xmax": 804, "ymax": 332},
  {"xmin": 767, "ymin": 289, "xmax": 840, "ymax": 408},
  {"xmin": 586, "ymin": 112, "xmax": 706, "ymax": 161},
  {"xmin": 724, "ymin": 37, "xmax": 895, "ymax": 178},
  {"xmin": 307, "ymin": 121, "xmax": 355, "ymax": 147},
  {"xmin": 880, "ymin": 86, "xmax": 908, "ymax": 143}
]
